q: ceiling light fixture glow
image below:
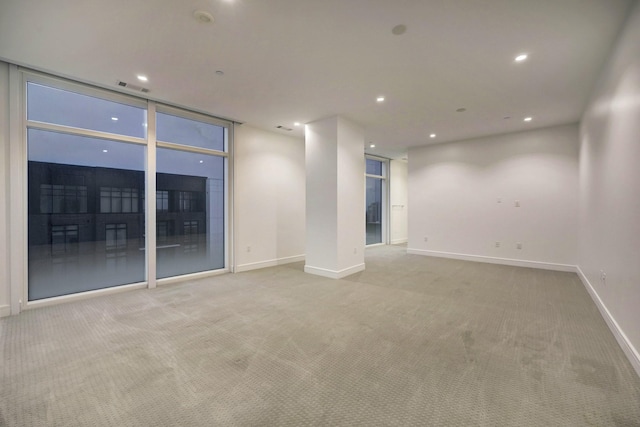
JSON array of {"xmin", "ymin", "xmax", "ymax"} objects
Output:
[
  {"xmin": 430, "ymin": 134, "xmax": 436, "ymax": 138},
  {"xmin": 524, "ymin": 117, "xmax": 532, "ymax": 122},
  {"xmin": 103, "ymin": 149, "xmax": 108, "ymax": 153},
  {"xmin": 111, "ymin": 117, "xmax": 118, "ymax": 121},
  {"xmin": 515, "ymin": 54, "xmax": 528, "ymax": 62},
  {"xmin": 199, "ymin": 160, "xmax": 204, "ymax": 163},
  {"xmin": 376, "ymin": 96, "xmax": 385, "ymax": 102},
  {"xmin": 294, "ymin": 122, "xmax": 301, "ymax": 126},
  {"xmin": 370, "ymin": 144, "xmax": 376, "ymax": 148},
  {"xmin": 137, "ymin": 75, "xmax": 148, "ymax": 82}
]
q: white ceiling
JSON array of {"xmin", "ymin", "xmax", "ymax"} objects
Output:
[{"xmin": 0, "ymin": 0, "xmax": 634, "ymax": 158}]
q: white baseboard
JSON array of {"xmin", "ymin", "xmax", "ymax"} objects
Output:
[
  {"xmin": 304, "ymin": 263, "xmax": 365, "ymax": 279},
  {"xmin": 235, "ymin": 254, "xmax": 305, "ymax": 273},
  {"xmin": 576, "ymin": 266, "xmax": 640, "ymax": 378},
  {"xmin": 407, "ymin": 248, "xmax": 576, "ymax": 272},
  {"xmin": 0, "ymin": 304, "xmax": 10, "ymax": 318},
  {"xmin": 390, "ymin": 238, "xmax": 408, "ymax": 245}
]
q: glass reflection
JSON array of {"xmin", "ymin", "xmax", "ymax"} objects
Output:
[
  {"xmin": 27, "ymin": 130, "xmax": 146, "ymax": 300},
  {"xmin": 156, "ymin": 148, "xmax": 225, "ymax": 278}
]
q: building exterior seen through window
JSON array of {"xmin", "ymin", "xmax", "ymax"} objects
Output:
[
  {"xmin": 366, "ymin": 158, "xmax": 386, "ymax": 245},
  {"xmin": 25, "ymin": 78, "xmax": 229, "ymax": 301}
]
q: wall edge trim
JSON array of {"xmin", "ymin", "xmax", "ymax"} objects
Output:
[
  {"xmin": 303, "ymin": 263, "xmax": 365, "ymax": 279},
  {"xmin": 576, "ymin": 266, "xmax": 640, "ymax": 379},
  {"xmin": 406, "ymin": 248, "xmax": 576, "ymax": 272},
  {"xmin": 235, "ymin": 254, "xmax": 305, "ymax": 273},
  {"xmin": 0, "ymin": 304, "xmax": 10, "ymax": 318},
  {"xmin": 390, "ymin": 238, "xmax": 408, "ymax": 245}
]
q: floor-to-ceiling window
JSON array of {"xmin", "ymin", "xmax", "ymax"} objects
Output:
[
  {"xmin": 155, "ymin": 108, "xmax": 227, "ymax": 278},
  {"xmin": 24, "ymin": 73, "xmax": 230, "ymax": 301},
  {"xmin": 366, "ymin": 157, "xmax": 388, "ymax": 245}
]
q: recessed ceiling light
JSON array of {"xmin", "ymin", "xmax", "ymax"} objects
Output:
[
  {"xmin": 294, "ymin": 122, "xmax": 301, "ymax": 126},
  {"xmin": 376, "ymin": 96, "xmax": 385, "ymax": 102},
  {"xmin": 456, "ymin": 108, "xmax": 467, "ymax": 113},
  {"xmin": 370, "ymin": 144, "xmax": 376, "ymax": 148},
  {"xmin": 137, "ymin": 75, "xmax": 148, "ymax": 82},
  {"xmin": 193, "ymin": 10, "xmax": 214, "ymax": 24},
  {"xmin": 430, "ymin": 134, "xmax": 436, "ymax": 138},
  {"xmin": 524, "ymin": 117, "xmax": 532, "ymax": 122},
  {"xmin": 103, "ymin": 149, "xmax": 108, "ymax": 153},
  {"xmin": 515, "ymin": 54, "xmax": 528, "ymax": 62},
  {"xmin": 199, "ymin": 160, "xmax": 204, "ymax": 163},
  {"xmin": 111, "ymin": 117, "xmax": 118, "ymax": 121}
]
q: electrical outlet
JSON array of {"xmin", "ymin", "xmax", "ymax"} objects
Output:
[
  {"xmin": 495, "ymin": 241, "xmax": 501, "ymax": 248},
  {"xmin": 424, "ymin": 236, "xmax": 428, "ymax": 242},
  {"xmin": 600, "ymin": 270, "xmax": 606, "ymax": 285},
  {"xmin": 246, "ymin": 246, "xmax": 251, "ymax": 253},
  {"xmin": 515, "ymin": 200, "xmax": 520, "ymax": 207},
  {"xmin": 516, "ymin": 242, "xmax": 522, "ymax": 249},
  {"xmin": 353, "ymin": 247, "xmax": 357, "ymax": 254}
]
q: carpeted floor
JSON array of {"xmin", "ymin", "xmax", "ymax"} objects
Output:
[{"xmin": 1, "ymin": 245, "xmax": 639, "ymax": 426}]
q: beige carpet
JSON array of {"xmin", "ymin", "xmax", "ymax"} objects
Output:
[{"xmin": 1, "ymin": 245, "xmax": 639, "ymax": 426}]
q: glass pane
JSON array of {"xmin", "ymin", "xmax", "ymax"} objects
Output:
[
  {"xmin": 366, "ymin": 176, "xmax": 383, "ymax": 245},
  {"xmin": 28, "ymin": 129, "xmax": 145, "ymax": 301},
  {"xmin": 156, "ymin": 148, "xmax": 225, "ymax": 278},
  {"xmin": 366, "ymin": 159, "xmax": 383, "ymax": 176},
  {"xmin": 27, "ymin": 82, "xmax": 147, "ymax": 138},
  {"xmin": 157, "ymin": 112, "xmax": 225, "ymax": 151}
]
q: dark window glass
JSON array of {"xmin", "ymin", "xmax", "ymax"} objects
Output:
[
  {"xmin": 28, "ymin": 129, "xmax": 145, "ymax": 301},
  {"xmin": 156, "ymin": 148, "xmax": 225, "ymax": 278},
  {"xmin": 106, "ymin": 224, "xmax": 127, "ymax": 250},
  {"xmin": 366, "ymin": 176, "xmax": 383, "ymax": 245}
]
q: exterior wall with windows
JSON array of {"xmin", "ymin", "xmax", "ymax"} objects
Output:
[{"xmin": 0, "ymin": 67, "xmax": 231, "ymax": 309}]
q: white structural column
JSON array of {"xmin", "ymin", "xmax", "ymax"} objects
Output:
[{"xmin": 305, "ymin": 116, "xmax": 365, "ymax": 279}]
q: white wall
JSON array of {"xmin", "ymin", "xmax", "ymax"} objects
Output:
[
  {"xmin": 305, "ymin": 117, "xmax": 339, "ymax": 271},
  {"xmin": 408, "ymin": 124, "xmax": 579, "ymax": 270},
  {"xmin": 578, "ymin": 1, "xmax": 640, "ymax": 374},
  {"xmin": 389, "ymin": 159, "xmax": 408, "ymax": 244},
  {"xmin": 336, "ymin": 117, "xmax": 365, "ymax": 272},
  {"xmin": 0, "ymin": 61, "xmax": 9, "ymax": 316},
  {"xmin": 234, "ymin": 124, "xmax": 306, "ymax": 272}
]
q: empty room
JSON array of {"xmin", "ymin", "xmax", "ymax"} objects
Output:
[{"xmin": 1, "ymin": 1, "xmax": 639, "ymax": 425}]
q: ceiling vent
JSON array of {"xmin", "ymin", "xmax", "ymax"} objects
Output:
[
  {"xmin": 117, "ymin": 80, "xmax": 150, "ymax": 93},
  {"xmin": 276, "ymin": 125, "xmax": 293, "ymax": 131}
]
